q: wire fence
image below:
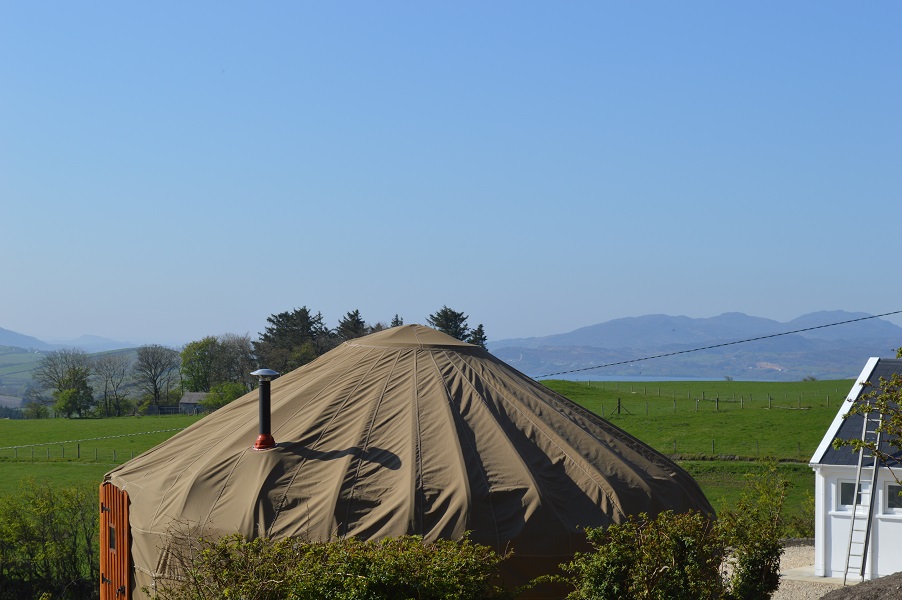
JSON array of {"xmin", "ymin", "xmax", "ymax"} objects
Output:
[
  {"xmin": 0, "ymin": 428, "xmax": 186, "ymax": 464},
  {"xmin": 576, "ymin": 385, "xmax": 846, "ymax": 416},
  {"xmin": 0, "ymin": 444, "xmax": 142, "ymax": 463}
]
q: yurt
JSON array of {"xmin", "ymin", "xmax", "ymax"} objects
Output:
[{"xmin": 101, "ymin": 325, "xmax": 713, "ymax": 599}]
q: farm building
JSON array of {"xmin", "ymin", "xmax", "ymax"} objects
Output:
[
  {"xmin": 177, "ymin": 391, "xmax": 206, "ymax": 414},
  {"xmin": 100, "ymin": 325, "xmax": 713, "ymax": 599},
  {"xmin": 809, "ymin": 357, "xmax": 902, "ymax": 582}
]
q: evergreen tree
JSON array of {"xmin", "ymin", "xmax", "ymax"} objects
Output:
[
  {"xmin": 336, "ymin": 309, "xmax": 368, "ymax": 341},
  {"xmin": 426, "ymin": 306, "xmax": 470, "ymax": 341},
  {"xmin": 391, "ymin": 314, "xmax": 404, "ymax": 327},
  {"xmin": 467, "ymin": 324, "xmax": 488, "ymax": 349},
  {"xmin": 253, "ymin": 307, "xmax": 333, "ymax": 373}
]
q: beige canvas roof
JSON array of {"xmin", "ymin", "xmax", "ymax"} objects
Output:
[{"xmin": 106, "ymin": 325, "xmax": 713, "ymax": 597}]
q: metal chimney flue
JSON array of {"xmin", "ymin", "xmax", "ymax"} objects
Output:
[{"xmin": 251, "ymin": 368, "xmax": 280, "ymax": 450}]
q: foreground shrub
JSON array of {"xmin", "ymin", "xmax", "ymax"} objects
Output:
[
  {"xmin": 0, "ymin": 479, "xmax": 99, "ymax": 600},
  {"xmin": 559, "ymin": 461, "xmax": 788, "ymax": 600},
  {"xmin": 717, "ymin": 460, "xmax": 789, "ymax": 599},
  {"xmin": 154, "ymin": 533, "xmax": 516, "ymax": 600},
  {"xmin": 561, "ymin": 511, "xmax": 724, "ymax": 600}
]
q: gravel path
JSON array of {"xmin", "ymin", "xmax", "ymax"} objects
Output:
[{"xmin": 772, "ymin": 543, "xmax": 844, "ymax": 600}]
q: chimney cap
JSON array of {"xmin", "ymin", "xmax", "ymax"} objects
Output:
[{"xmin": 251, "ymin": 368, "xmax": 280, "ymax": 380}]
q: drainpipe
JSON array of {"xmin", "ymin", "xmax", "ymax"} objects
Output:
[{"xmin": 251, "ymin": 368, "xmax": 280, "ymax": 450}]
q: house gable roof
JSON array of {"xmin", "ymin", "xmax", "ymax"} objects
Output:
[
  {"xmin": 811, "ymin": 357, "xmax": 902, "ymax": 467},
  {"xmin": 179, "ymin": 391, "xmax": 208, "ymax": 405}
]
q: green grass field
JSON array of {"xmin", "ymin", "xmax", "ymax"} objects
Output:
[
  {"xmin": 544, "ymin": 379, "xmax": 850, "ymax": 459},
  {"xmin": 0, "ymin": 415, "xmax": 203, "ymax": 495},
  {"xmin": 0, "ymin": 379, "xmax": 857, "ymax": 529}
]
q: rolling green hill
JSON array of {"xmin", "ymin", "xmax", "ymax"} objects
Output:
[{"xmin": 0, "ymin": 346, "xmax": 139, "ymax": 403}]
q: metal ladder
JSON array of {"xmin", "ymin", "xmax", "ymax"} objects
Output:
[{"xmin": 843, "ymin": 408, "xmax": 884, "ymax": 585}]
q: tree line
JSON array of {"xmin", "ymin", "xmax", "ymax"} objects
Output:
[{"xmin": 23, "ymin": 306, "xmax": 487, "ymax": 418}]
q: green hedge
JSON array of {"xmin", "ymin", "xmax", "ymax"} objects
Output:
[{"xmin": 153, "ymin": 534, "xmax": 516, "ymax": 600}]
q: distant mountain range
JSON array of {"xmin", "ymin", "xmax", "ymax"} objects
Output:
[
  {"xmin": 3, "ymin": 310, "xmax": 900, "ymax": 383},
  {"xmin": 0, "ymin": 327, "xmax": 133, "ymax": 353},
  {"xmin": 487, "ymin": 311, "xmax": 902, "ymax": 381}
]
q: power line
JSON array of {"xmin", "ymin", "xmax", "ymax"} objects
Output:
[{"xmin": 535, "ymin": 310, "xmax": 902, "ymax": 379}]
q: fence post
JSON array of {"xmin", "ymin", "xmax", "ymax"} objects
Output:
[
  {"xmin": 646, "ymin": 401, "xmax": 648, "ymax": 415},
  {"xmin": 716, "ymin": 397, "xmax": 719, "ymax": 411},
  {"xmin": 77, "ymin": 443, "xmax": 80, "ymax": 459},
  {"xmin": 712, "ymin": 439, "xmax": 715, "ymax": 454},
  {"xmin": 61, "ymin": 444, "xmax": 64, "ymax": 458},
  {"xmin": 113, "ymin": 449, "xmax": 116, "ymax": 461},
  {"xmin": 95, "ymin": 448, "xmax": 98, "ymax": 461},
  {"xmin": 673, "ymin": 399, "xmax": 676, "ymax": 413},
  {"xmin": 695, "ymin": 399, "xmax": 699, "ymax": 412}
]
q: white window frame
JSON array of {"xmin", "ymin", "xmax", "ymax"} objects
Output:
[
  {"xmin": 838, "ymin": 480, "xmax": 863, "ymax": 511},
  {"xmin": 885, "ymin": 483, "xmax": 902, "ymax": 514}
]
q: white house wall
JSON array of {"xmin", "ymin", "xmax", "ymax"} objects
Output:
[{"xmin": 813, "ymin": 465, "xmax": 902, "ymax": 579}]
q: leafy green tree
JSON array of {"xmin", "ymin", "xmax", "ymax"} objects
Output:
[
  {"xmin": 32, "ymin": 348, "xmax": 93, "ymax": 402},
  {"xmin": 52, "ymin": 369, "xmax": 94, "ymax": 418},
  {"xmin": 336, "ymin": 309, "xmax": 368, "ymax": 342},
  {"xmin": 426, "ymin": 306, "xmax": 470, "ymax": 341},
  {"xmin": 182, "ymin": 334, "xmax": 257, "ymax": 392},
  {"xmin": 132, "ymin": 345, "xmax": 181, "ymax": 408},
  {"xmin": 33, "ymin": 350, "xmax": 95, "ymax": 418},
  {"xmin": 253, "ymin": 307, "xmax": 333, "ymax": 373},
  {"xmin": 180, "ymin": 336, "xmax": 220, "ymax": 392},
  {"xmin": 201, "ymin": 382, "xmax": 248, "ymax": 411},
  {"xmin": 467, "ymin": 323, "xmax": 488, "ymax": 349},
  {"xmin": 22, "ymin": 401, "xmax": 49, "ymax": 419}
]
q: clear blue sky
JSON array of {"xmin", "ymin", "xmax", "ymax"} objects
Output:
[{"xmin": 1, "ymin": 3, "xmax": 900, "ymax": 346}]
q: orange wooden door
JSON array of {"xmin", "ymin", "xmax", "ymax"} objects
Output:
[{"xmin": 100, "ymin": 483, "xmax": 130, "ymax": 600}]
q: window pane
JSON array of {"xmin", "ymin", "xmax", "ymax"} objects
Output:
[
  {"xmin": 840, "ymin": 482, "xmax": 860, "ymax": 506},
  {"xmin": 889, "ymin": 485, "xmax": 902, "ymax": 510}
]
